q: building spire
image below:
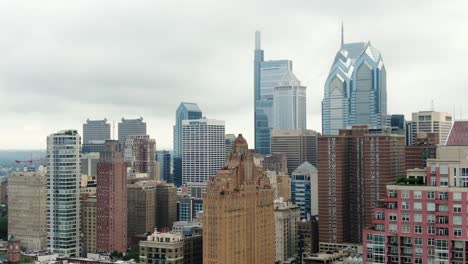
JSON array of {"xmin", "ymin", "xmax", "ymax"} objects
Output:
[
  {"xmin": 341, "ymin": 21, "xmax": 344, "ymax": 48},
  {"xmin": 255, "ymin": 30, "xmax": 261, "ymax": 50}
]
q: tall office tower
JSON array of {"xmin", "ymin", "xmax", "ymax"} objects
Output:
[
  {"xmin": 155, "ymin": 183, "xmax": 177, "ymax": 230},
  {"xmin": 318, "ymin": 126, "xmax": 405, "ymax": 243},
  {"xmin": 390, "ymin": 114, "xmax": 405, "ymax": 129},
  {"xmin": 80, "ymin": 194, "xmax": 97, "ymax": 256},
  {"xmin": 405, "ymin": 132, "xmax": 437, "ymax": 170},
  {"xmin": 127, "ymin": 181, "xmax": 157, "ymax": 248},
  {"xmin": 322, "ymin": 27, "xmax": 387, "ymax": 135},
  {"xmin": 291, "ymin": 162, "xmax": 318, "ymax": 219},
  {"xmin": 96, "ymin": 140, "xmax": 127, "ymax": 253},
  {"xmin": 8, "ymin": 166, "xmax": 47, "ymax": 252},
  {"xmin": 273, "ymin": 72, "xmax": 307, "ymax": 130},
  {"xmin": 173, "ymin": 103, "xmax": 203, "ymax": 187},
  {"xmin": 225, "ymin": 134, "xmax": 236, "ymax": 157},
  {"xmin": 271, "ymin": 129, "xmax": 318, "ymax": 175},
  {"xmin": 83, "ymin": 119, "xmax": 111, "ymax": 144},
  {"xmin": 46, "ymin": 130, "xmax": 81, "ymax": 256},
  {"xmin": 177, "ymin": 196, "xmax": 203, "ymax": 222},
  {"xmin": 125, "ymin": 135, "xmax": 157, "ymax": 180},
  {"xmin": 118, "ymin": 117, "xmax": 146, "ymax": 148},
  {"xmin": 182, "ymin": 119, "xmax": 225, "ymax": 198},
  {"xmin": 82, "ymin": 141, "xmax": 107, "ymax": 154},
  {"xmin": 274, "ymin": 199, "xmax": 301, "ymax": 264},
  {"xmin": 203, "ymin": 134, "xmax": 275, "ymax": 264},
  {"xmin": 80, "ymin": 152, "xmax": 100, "ymax": 179},
  {"xmin": 254, "ymin": 31, "xmax": 294, "ymax": 155},
  {"xmin": 410, "ymin": 111, "xmax": 453, "ymax": 145},
  {"xmin": 156, "ymin": 150, "xmax": 171, "ymax": 182},
  {"xmin": 363, "ymin": 140, "xmax": 468, "ymax": 264}
]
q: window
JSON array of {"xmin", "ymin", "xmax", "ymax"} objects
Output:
[
  {"xmin": 440, "ymin": 177, "xmax": 448, "ymax": 186},
  {"xmin": 376, "ymin": 212, "xmax": 385, "ymax": 220},
  {"xmin": 415, "ymin": 225, "xmax": 422, "ymax": 233},
  {"xmin": 439, "ymin": 204, "xmax": 448, "ymax": 212},
  {"xmin": 454, "ymin": 204, "xmax": 462, "ymax": 213},
  {"xmin": 428, "ymin": 238, "xmax": 435, "ymax": 246},
  {"xmin": 427, "ymin": 226, "xmax": 435, "ymax": 234},
  {"xmin": 402, "ymin": 237, "xmax": 412, "ymax": 244},
  {"xmin": 389, "ymin": 213, "xmax": 397, "ymax": 221},
  {"xmin": 402, "ymin": 213, "xmax": 410, "ymax": 222},
  {"xmin": 454, "ymin": 228, "xmax": 462, "ymax": 237},
  {"xmin": 415, "ymin": 237, "xmax": 423, "ymax": 245},
  {"xmin": 453, "ymin": 215, "xmax": 462, "ymax": 225},
  {"xmin": 427, "ymin": 214, "xmax": 435, "ymax": 223},
  {"xmin": 402, "ymin": 202, "xmax": 410, "ymax": 210},
  {"xmin": 431, "ymin": 177, "xmax": 436, "ymax": 186},
  {"xmin": 427, "ymin": 203, "xmax": 435, "ymax": 211},
  {"xmin": 414, "ymin": 202, "xmax": 422, "ymax": 211},
  {"xmin": 414, "ymin": 191, "xmax": 422, "ymax": 199},
  {"xmin": 414, "ymin": 214, "xmax": 422, "ymax": 222},
  {"xmin": 453, "ymin": 192, "xmax": 462, "ymax": 201},
  {"xmin": 440, "ymin": 165, "xmax": 448, "ymax": 174},
  {"xmin": 389, "ymin": 224, "xmax": 397, "ymax": 232},
  {"xmin": 415, "ymin": 247, "xmax": 423, "ymax": 255},
  {"xmin": 403, "ymin": 225, "xmax": 410, "ymax": 233},
  {"xmin": 402, "ymin": 191, "xmax": 409, "ymax": 199},
  {"xmin": 427, "ymin": 191, "xmax": 435, "ymax": 199}
]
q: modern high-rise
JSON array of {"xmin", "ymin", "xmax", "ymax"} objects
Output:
[
  {"xmin": 124, "ymin": 135, "xmax": 157, "ymax": 180},
  {"xmin": 8, "ymin": 166, "xmax": 47, "ymax": 252},
  {"xmin": 83, "ymin": 119, "xmax": 110, "ymax": 144},
  {"xmin": 203, "ymin": 134, "xmax": 276, "ymax": 264},
  {"xmin": 182, "ymin": 119, "xmax": 225, "ymax": 198},
  {"xmin": 155, "ymin": 183, "xmax": 177, "ymax": 230},
  {"xmin": 96, "ymin": 140, "xmax": 127, "ymax": 253},
  {"xmin": 274, "ymin": 198, "xmax": 301, "ymax": 264},
  {"xmin": 273, "ymin": 72, "xmax": 306, "ymax": 130},
  {"xmin": 118, "ymin": 117, "xmax": 146, "ymax": 148},
  {"xmin": 173, "ymin": 103, "xmax": 203, "ymax": 187},
  {"xmin": 127, "ymin": 181, "xmax": 157, "ymax": 248},
  {"xmin": 291, "ymin": 162, "xmax": 318, "ymax": 219},
  {"xmin": 322, "ymin": 27, "xmax": 387, "ymax": 135},
  {"xmin": 225, "ymin": 134, "xmax": 236, "ymax": 157},
  {"xmin": 254, "ymin": 31, "xmax": 294, "ymax": 155},
  {"xmin": 410, "ymin": 111, "xmax": 453, "ymax": 145},
  {"xmin": 80, "ymin": 194, "xmax": 97, "ymax": 256},
  {"xmin": 156, "ymin": 150, "xmax": 171, "ymax": 182},
  {"xmin": 318, "ymin": 126, "xmax": 405, "ymax": 244},
  {"xmin": 46, "ymin": 130, "xmax": 81, "ymax": 256},
  {"xmin": 271, "ymin": 129, "xmax": 318, "ymax": 174},
  {"xmin": 177, "ymin": 196, "xmax": 203, "ymax": 222},
  {"xmin": 390, "ymin": 114, "xmax": 405, "ymax": 130},
  {"xmin": 363, "ymin": 143, "xmax": 468, "ymax": 263}
]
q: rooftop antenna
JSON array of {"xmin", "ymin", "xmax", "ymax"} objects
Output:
[
  {"xmin": 341, "ymin": 21, "xmax": 344, "ymax": 48},
  {"xmin": 255, "ymin": 31, "xmax": 261, "ymax": 50},
  {"xmin": 430, "ymin": 99, "xmax": 435, "ymax": 111},
  {"xmin": 112, "ymin": 120, "xmax": 115, "ymax": 140}
]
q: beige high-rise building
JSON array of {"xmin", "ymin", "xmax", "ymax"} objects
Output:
[
  {"xmin": 410, "ymin": 111, "xmax": 453, "ymax": 145},
  {"xmin": 274, "ymin": 198, "xmax": 301, "ymax": 263},
  {"xmin": 203, "ymin": 134, "xmax": 275, "ymax": 264},
  {"xmin": 80, "ymin": 194, "xmax": 97, "ymax": 255},
  {"xmin": 8, "ymin": 167, "xmax": 47, "ymax": 252}
]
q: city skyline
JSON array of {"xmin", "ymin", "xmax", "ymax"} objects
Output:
[{"xmin": 2, "ymin": 1, "xmax": 468, "ymax": 150}]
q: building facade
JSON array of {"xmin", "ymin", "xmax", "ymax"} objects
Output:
[
  {"xmin": 124, "ymin": 135, "xmax": 157, "ymax": 180},
  {"xmin": 322, "ymin": 30, "xmax": 387, "ymax": 135},
  {"xmin": 181, "ymin": 119, "xmax": 225, "ymax": 198},
  {"xmin": 272, "ymin": 73, "xmax": 306, "ymax": 130},
  {"xmin": 271, "ymin": 129, "xmax": 318, "ymax": 174},
  {"xmin": 318, "ymin": 126, "xmax": 405, "ymax": 244},
  {"xmin": 156, "ymin": 150, "xmax": 171, "ymax": 182},
  {"xmin": 203, "ymin": 134, "xmax": 275, "ymax": 264},
  {"xmin": 80, "ymin": 194, "xmax": 97, "ymax": 256},
  {"xmin": 410, "ymin": 111, "xmax": 453, "ymax": 145},
  {"xmin": 8, "ymin": 167, "xmax": 47, "ymax": 252},
  {"xmin": 274, "ymin": 199, "xmax": 301, "ymax": 263},
  {"xmin": 96, "ymin": 141, "xmax": 127, "ymax": 253},
  {"xmin": 127, "ymin": 181, "xmax": 157, "ymax": 248},
  {"xmin": 156, "ymin": 183, "xmax": 177, "ymax": 230},
  {"xmin": 177, "ymin": 196, "xmax": 203, "ymax": 222},
  {"xmin": 291, "ymin": 162, "xmax": 318, "ymax": 219},
  {"xmin": 46, "ymin": 130, "xmax": 81, "ymax": 256},
  {"xmin": 118, "ymin": 117, "xmax": 147, "ymax": 148},
  {"xmin": 83, "ymin": 119, "xmax": 110, "ymax": 144},
  {"xmin": 173, "ymin": 103, "xmax": 203, "ymax": 187}
]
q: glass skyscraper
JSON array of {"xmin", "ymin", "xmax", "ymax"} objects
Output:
[
  {"xmin": 273, "ymin": 72, "xmax": 307, "ymax": 130},
  {"xmin": 254, "ymin": 31, "xmax": 293, "ymax": 154},
  {"xmin": 173, "ymin": 103, "xmax": 202, "ymax": 187},
  {"xmin": 322, "ymin": 28, "xmax": 387, "ymax": 135}
]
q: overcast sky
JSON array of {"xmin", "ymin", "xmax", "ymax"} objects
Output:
[{"xmin": 1, "ymin": 0, "xmax": 467, "ymax": 150}]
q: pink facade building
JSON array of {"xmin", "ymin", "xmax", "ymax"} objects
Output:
[
  {"xmin": 96, "ymin": 140, "xmax": 127, "ymax": 252},
  {"xmin": 363, "ymin": 145, "xmax": 468, "ymax": 264}
]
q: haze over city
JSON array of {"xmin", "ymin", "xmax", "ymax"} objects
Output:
[{"xmin": 1, "ymin": 0, "xmax": 467, "ymax": 150}]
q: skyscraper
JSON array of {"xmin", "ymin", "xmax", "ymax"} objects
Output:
[
  {"xmin": 124, "ymin": 135, "xmax": 157, "ymax": 180},
  {"xmin": 181, "ymin": 119, "xmax": 225, "ymax": 198},
  {"xmin": 127, "ymin": 181, "xmax": 157, "ymax": 248},
  {"xmin": 80, "ymin": 194, "xmax": 97, "ymax": 255},
  {"xmin": 322, "ymin": 26, "xmax": 387, "ymax": 135},
  {"xmin": 317, "ymin": 126, "xmax": 405, "ymax": 243},
  {"xmin": 173, "ymin": 103, "xmax": 203, "ymax": 187},
  {"xmin": 156, "ymin": 150, "xmax": 171, "ymax": 182},
  {"xmin": 291, "ymin": 162, "xmax": 318, "ymax": 219},
  {"xmin": 155, "ymin": 183, "xmax": 177, "ymax": 230},
  {"xmin": 274, "ymin": 199, "xmax": 301, "ymax": 263},
  {"xmin": 96, "ymin": 140, "xmax": 127, "ymax": 253},
  {"xmin": 83, "ymin": 119, "xmax": 110, "ymax": 144},
  {"xmin": 118, "ymin": 117, "xmax": 146, "ymax": 148},
  {"xmin": 203, "ymin": 134, "xmax": 275, "ymax": 263},
  {"xmin": 254, "ymin": 31, "xmax": 294, "ymax": 155},
  {"xmin": 410, "ymin": 110, "xmax": 453, "ymax": 145},
  {"xmin": 46, "ymin": 130, "xmax": 81, "ymax": 256},
  {"xmin": 273, "ymin": 72, "xmax": 307, "ymax": 130}
]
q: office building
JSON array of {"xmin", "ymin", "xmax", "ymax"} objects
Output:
[
  {"xmin": 118, "ymin": 117, "xmax": 147, "ymax": 148},
  {"xmin": 156, "ymin": 183, "xmax": 177, "ymax": 230},
  {"xmin": 410, "ymin": 111, "xmax": 453, "ymax": 145},
  {"xmin": 82, "ymin": 141, "xmax": 107, "ymax": 154},
  {"xmin": 298, "ymin": 217, "xmax": 320, "ymax": 257},
  {"xmin": 173, "ymin": 103, "xmax": 203, "ymax": 187},
  {"xmin": 80, "ymin": 194, "xmax": 97, "ymax": 256},
  {"xmin": 124, "ymin": 135, "xmax": 157, "ymax": 180},
  {"xmin": 156, "ymin": 150, "xmax": 171, "ymax": 182},
  {"xmin": 46, "ymin": 130, "xmax": 81, "ymax": 256},
  {"xmin": 96, "ymin": 141, "xmax": 127, "ymax": 253},
  {"xmin": 363, "ymin": 144, "xmax": 468, "ymax": 264},
  {"xmin": 322, "ymin": 27, "xmax": 387, "ymax": 135},
  {"xmin": 254, "ymin": 31, "xmax": 294, "ymax": 155},
  {"xmin": 405, "ymin": 132, "xmax": 437, "ymax": 170},
  {"xmin": 271, "ymin": 129, "xmax": 318, "ymax": 174},
  {"xmin": 182, "ymin": 119, "xmax": 225, "ymax": 198},
  {"xmin": 8, "ymin": 166, "xmax": 47, "ymax": 252},
  {"xmin": 318, "ymin": 126, "xmax": 405, "ymax": 244},
  {"xmin": 291, "ymin": 162, "xmax": 318, "ymax": 219},
  {"xmin": 390, "ymin": 114, "xmax": 405, "ymax": 130},
  {"xmin": 225, "ymin": 134, "xmax": 236, "ymax": 157},
  {"xmin": 83, "ymin": 119, "xmax": 110, "ymax": 144},
  {"xmin": 274, "ymin": 198, "xmax": 301, "ymax": 264},
  {"xmin": 177, "ymin": 196, "xmax": 203, "ymax": 222},
  {"xmin": 273, "ymin": 72, "xmax": 306, "ymax": 130},
  {"xmin": 80, "ymin": 153, "xmax": 100, "ymax": 179},
  {"xmin": 127, "ymin": 181, "xmax": 157, "ymax": 248},
  {"xmin": 203, "ymin": 134, "xmax": 275, "ymax": 263}
]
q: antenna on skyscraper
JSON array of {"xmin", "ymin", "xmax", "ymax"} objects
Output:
[
  {"xmin": 112, "ymin": 120, "xmax": 115, "ymax": 140},
  {"xmin": 255, "ymin": 31, "xmax": 261, "ymax": 50},
  {"xmin": 341, "ymin": 21, "xmax": 344, "ymax": 48},
  {"xmin": 430, "ymin": 99, "xmax": 435, "ymax": 111}
]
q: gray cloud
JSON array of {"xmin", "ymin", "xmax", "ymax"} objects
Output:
[{"xmin": 1, "ymin": 0, "xmax": 467, "ymax": 149}]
